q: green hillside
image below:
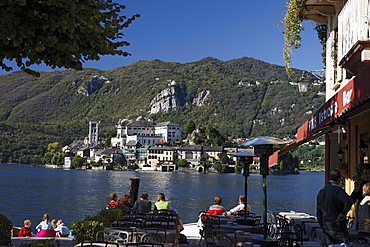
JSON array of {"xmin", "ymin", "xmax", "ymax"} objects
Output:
[{"xmin": 0, "ymin": 57, "xmax": 325, "ymax": 164}]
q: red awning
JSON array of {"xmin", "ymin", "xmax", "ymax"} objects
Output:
[
  {"xmin": 269, "ymin": 151, "xmax": 279, "ymax": 167},
  {"xmin": 275, "ymin": 63, "xmax": 370, "ymax": 156}
]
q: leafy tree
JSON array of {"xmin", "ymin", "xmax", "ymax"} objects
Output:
[
  {"xmin": 51, "ymin": 152, "xmax": 65, "ymax": 166},
  {"xmin": 72, "ymin": 156, "xmax": 88, "ymax": 169},
  {"xmin": 1, "ymin": 0, "xmax": 140, "ymax": 76},
  {"xmin": 42, "ymin": 152, "xmax": 53, "ymax": 165},
  {"xmin": 212, "ymin": 160, "xmax": 222, "ymax": 172},
  {"xmin": 184, "ymin": 120, "xmax": 196, "ymax": 135},
  {"xmin": 199, "ymin": 160, "xmax": 211, "ymax": 172},
  {"xmin": 176, "ymin": 159, "xmax": 188, "ymax": 167},
  {"xmin": 47, "ymin": 142, "xmax": 62, "ymax": 154},
  {"xmin": 220, "ymin": 154, "xmax": 229, "ymax": 165},
  {"xmin": 276, "ymin": 152, "xmax": 299, "ymax": 171}
]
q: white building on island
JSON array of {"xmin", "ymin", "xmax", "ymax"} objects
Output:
[{"xmin": 111, "ymin": 120, "xmax": 182, "ymax": 148}]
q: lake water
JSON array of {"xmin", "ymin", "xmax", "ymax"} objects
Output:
[{"xmin": 0, "ymin": 164, "xmax": 324, "ymax": 230}]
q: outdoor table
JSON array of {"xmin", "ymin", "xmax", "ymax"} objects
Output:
[
  {"xmin": 304, "ymin": 222, "xmax": 321, "ymax": 240},
  {"xmin": 310, "ymin": 227, "xmax": 323, "ymax": 242},
  {"xmin": 234, "ymin": 233, "xmax": 264, "ymax": 246},
  {"xmin": 292, "ymin": 217, "xmax": 317, "ymax": 226},
  {"xmin": 219, "ymin": 223, "xmax": 254, "ymax": 232},
  {"xmin": 216, "ymin": 215, "xmax": 239, "ymax": 225},
  {"xmin": 143, "ymin": 220, "xmax": 176, "ymax": 230},
  {"xmin": 278, "ymin": 212, "xmax": 311, "ymax": 221}
]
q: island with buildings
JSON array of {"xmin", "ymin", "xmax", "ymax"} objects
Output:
[{"xmin": 58, "ymin": 120, "xmax": 259, "ymax": 173}]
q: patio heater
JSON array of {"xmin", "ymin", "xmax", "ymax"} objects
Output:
[
  {"xmin": 239, "ymin": 136, "xmax": 286, "ymax": 247},
  {"xmin": 232, "ymin": 150, "xmax": 254, "ymax": 224}
]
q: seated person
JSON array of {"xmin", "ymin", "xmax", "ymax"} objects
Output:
[
  {"xmin": 54, "ymin": 219, "xmax": 70, "ymax": 237},
  {"xmin": 106, "ymin": 192, "xmax": 120, "ymax": 209},
  {"xmin": 132, "ymin": 192, "xmax": 152, "ymax": 213},
  {"xmin": 207, "ymin": 196, "xmax": 227, "ymax": 215},
  {"xmin": 121, "ymin": 194, "xmax": 133, "ymax": 213},
  {"xmin": 154, "ymin": 193, "xmax": 170, "ymax": 211},
  {"xmin": 35, "ymin": 214, "xmax": 56, "ymax": 237},
  {"xmin": 228, "ymin": 195, "xmax": 251, "ymax": 215},
  {"xmin": 18, "ymin": 219, "xmax": 33, "ymax": 237}
]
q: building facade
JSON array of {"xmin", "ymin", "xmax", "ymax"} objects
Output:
[
  {"xmin": 147, "ymin": 145, "xmax": 177, "ymax": 167},
  {"xmin": 111, "ymin": 120, "xmax": 182, "ymax": 148},
  {"xmin": 155, "ymin": 122, "xmax": 182, "ymax": 144},
  {"xmin": 275, "ymin": 0, "xmax": 370, "ymax": 196},
  {"xmin": 177, "ymin": 145, "xmax": 204, "ymax": 166}
]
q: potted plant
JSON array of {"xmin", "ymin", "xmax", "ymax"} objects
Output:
[{"xmin": 337, "ymin": 162, "xmax": 349, "ymax": 178}]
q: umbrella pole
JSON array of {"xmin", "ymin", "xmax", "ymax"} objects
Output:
[
  {"xmin": 263, "ymin": 174, "xmax": 267, "ymax": 238},
  {"xmin": 243, "ymin": 163, "xmax": 250, "ymax": 219}
]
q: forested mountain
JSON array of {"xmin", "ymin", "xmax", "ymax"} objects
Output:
[{"xmin": 0, "ymin": 57, "xmax": 325, "ymax": 164}]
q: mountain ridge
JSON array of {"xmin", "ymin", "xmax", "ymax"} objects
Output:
[{"xmin": 0, "ymin": 56, "xmax": 325, "ymax": 164}]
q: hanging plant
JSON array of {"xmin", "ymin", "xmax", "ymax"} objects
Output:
[
  {"xmin": 353, "ymin": 163, "xmax": 370, "ymax": 182},
  {"xmin": 282, "ymin": 0, "xmax": 304, "ymax": 76},
  {"xmin": 314, "ymin": 24, "xmax": 327, "ymax": 66}
]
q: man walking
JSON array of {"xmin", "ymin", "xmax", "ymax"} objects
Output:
[{"xmin": 317, "ymin": 169, "xmax": 353, "ymax": 246}]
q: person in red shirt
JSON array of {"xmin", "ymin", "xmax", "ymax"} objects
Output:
[
  {"xmin": 18, "ymin": 219, "xmax": 33, "ymax": 237},
  {"xmin": 207, "ymin": 196, "xmax": 227, "ymax": 215},
  {"xmin": 106, "ymin": 192, "xmax": 120, "ymax": 209}
]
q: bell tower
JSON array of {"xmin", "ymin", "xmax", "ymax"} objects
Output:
[{"xmin": 89, "ymin": 121, "xmax": 100, "ymax": 145}]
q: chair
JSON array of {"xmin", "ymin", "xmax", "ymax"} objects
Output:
[
  {"xmin": 267, "ymin": 211, "xmax": 278, "ymax": 228},
  {"xmin": 274, "ymin": 216, "xmax": 294, "ymax": 239},
  {"xmin": 199, "ymin": 223, "xmax": 215, "ymax": 246},
  {"xmin": 293, "ymin": 224, "xmax": 309, "ymax": 245},
  {"xmin": 278, "ymin": 233, "xmax": 294, "ymax": 247},
  {"xmin": 103, "ymin": 227, "xmax": 135, "ymax": 242},
  {"xmin": 140, "ymin": 233, "xmax": 163, "ymax": 243},
  {"xmin": 95, "ymin": 228, "xmax": 130, "ymax": 243},
  {"xmin": 125, "ymin": 243, "xmax": 164, "ymax": 247},
  {"xmin": 292, "ymin": 224, "xmax": 321, "ymax": 247},
  {"xmin": 81, "ymin": 240, "xmax": 119, "ymax": 247},
  {"xmin": 112, "ymin": 218, "xmax": 146, "ymax": 228},
  {"xmin": 145, "ymin": 218, "xmax": 171, "ymax": 229},
  {"xmin": 252, "ymin": 216, "xmax": 264, "ymax": 234},
  {"xmin": 212, "ymin": 229, "xmax": 236, "ymax": 247},
  {"xmin": 152, "ymin": 209, "xmax": 177, "ymax": 217},
  {"xmin": 136, "ymin": 228, "xmax": 167, "ymax": 243},
  {"xmin": 201, "ymin": 213, "xmax": 221, "ymax": 228}
]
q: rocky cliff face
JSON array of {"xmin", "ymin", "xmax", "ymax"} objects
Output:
[
  {"xmin": 150, "ymin": 84, "xmax": 211, "ymax": 114},
  {"xmin": 77, "ymin": 76, "xmax": 110, "ymax": 96},
  {"xmin": 150, "ymin": 86, "xmax": 179, "ymax": 114},
  {"xmin": 193, "ymin": 90, "xmax": 210, "ymax": 106}
]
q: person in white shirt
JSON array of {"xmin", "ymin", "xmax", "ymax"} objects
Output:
[
  {"xmin": 228, "ymin": 195, "xmax": 251, "ymax": 215},
  {"xmin": 54, "ymin": 220, "xmax": 70, "ymax": 237}
]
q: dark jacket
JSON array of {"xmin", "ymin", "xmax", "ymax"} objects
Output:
[
  {"xmin": 132, "ymin": 199, "xmax": 152, "ymax": 213},
  {"xmin": 317, "ymin": 181, "xmax": 353, "ymax": 231}
]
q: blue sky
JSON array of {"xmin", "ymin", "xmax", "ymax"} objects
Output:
[{"xmin": 0, "ymin": 0, "xmax": 324, "ymax": 75}]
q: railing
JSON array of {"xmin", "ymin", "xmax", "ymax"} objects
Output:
[{"xmin": 338, "ymin": 0, "xmax": 370, "ymax": 60}]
